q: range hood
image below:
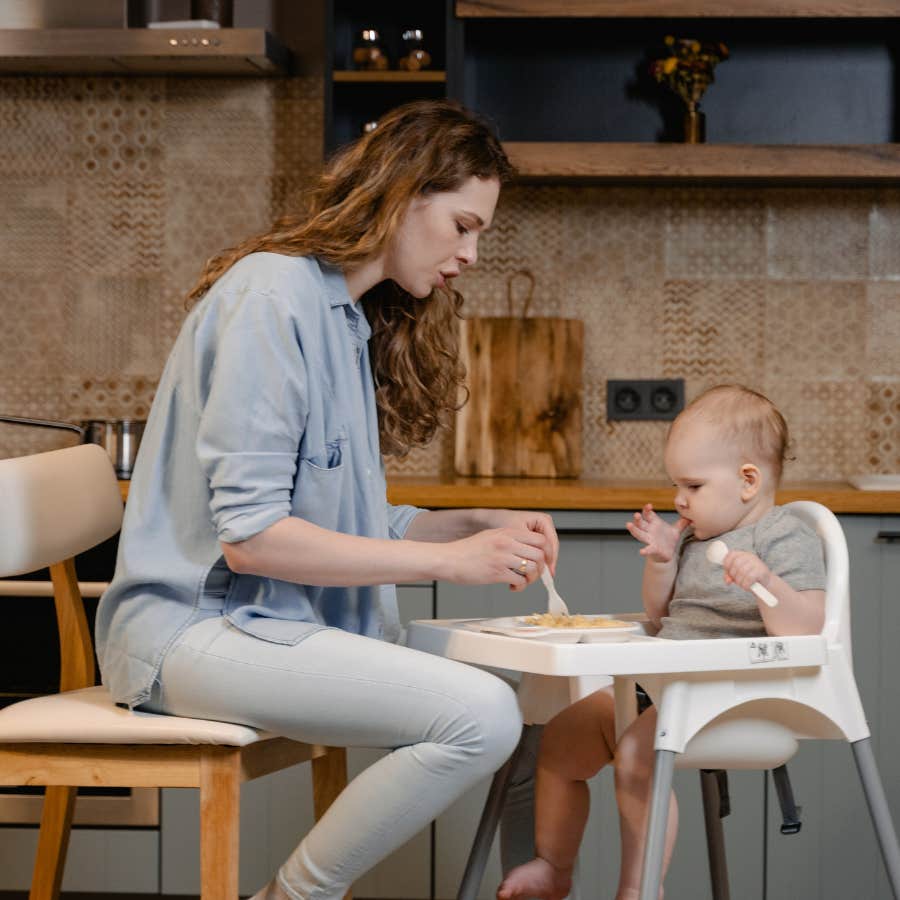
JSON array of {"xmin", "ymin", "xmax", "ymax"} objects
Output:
[{"xmin": 0, "ymin": 27, "xmax": 292, "ymax": 75}]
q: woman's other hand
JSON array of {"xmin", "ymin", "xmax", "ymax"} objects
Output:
[{"xmin": 625, "ymin": 503, "xmax": 689, "ymax": 563}]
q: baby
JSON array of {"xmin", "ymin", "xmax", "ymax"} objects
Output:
[{"xmin": 498, "ymin": 384, "xmax": 826, "ymax": 900}]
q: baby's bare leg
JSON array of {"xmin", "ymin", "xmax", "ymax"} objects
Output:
[
  {"xmin": 614, "ymin": 706, "xmax": 678, "ymax": 900},
  {"xmin": 498, "ymin": 688, "xmax": 617, "ymax": 900}
]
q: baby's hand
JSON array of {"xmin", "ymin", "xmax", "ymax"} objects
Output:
[
  {"xmin": 721, "ymin": 550, "xmax": 772, "ymax": 592},
  {"xmin": 625, "ymin": 503, "xmax": 689, "ymax": 563}
]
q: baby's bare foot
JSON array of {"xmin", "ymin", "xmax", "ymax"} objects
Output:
[{"xmin": 497, "ymin": 857, "xmax": 572, "ymax": 900}]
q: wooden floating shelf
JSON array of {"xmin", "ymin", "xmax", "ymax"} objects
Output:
[
  {"xmin": 332, "ymin": 70, "xmax": 446, "ymax": 83},
  {"xmin": 457, "ymin": 1, "xmax": 900, "ymax": 17},
  {"xmin": 502, "ymin": 142, "xmax": 900, "ymax": 181}
]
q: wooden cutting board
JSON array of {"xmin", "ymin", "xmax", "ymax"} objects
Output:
[{"xmin": 454, "ymin": 313, "xmax": 584, "ymax": 478}]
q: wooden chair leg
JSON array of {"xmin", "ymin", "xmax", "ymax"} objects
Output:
[
  {"xmin": 312, "ymin": 747, "xmax": 348, "ymax": 820},
  {"xmin": 312, "ymin": 748, "xmax": 352, "ymax": 900},
  {"xmin": 29, "ymin": 785, "xmax": 77, "ymax": 900},
  {"xmin": 200, "ymin": 749, "xmax": 241, "ymax": 900}
]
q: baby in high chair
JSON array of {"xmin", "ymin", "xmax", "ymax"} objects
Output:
[{"xmin": 498, "ymin": 384, "xmax": 827, "ymax": 900}]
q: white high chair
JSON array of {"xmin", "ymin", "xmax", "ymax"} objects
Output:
[
  {"xmin": 406, "ymin": 500, "xmax": 900, "ymax": 900},
  {"xmin": 0, "ymin": 444, "xmax": 349, "ymax": 900},
  {"xmin": 626, "ymin": 500, "xmax": 900, "ymax": 899}
]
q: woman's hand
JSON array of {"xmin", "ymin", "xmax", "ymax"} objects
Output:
[
  {"xmin": 438, "ymin": 526, "xmax": 550, "ymax": 591},
  {"xmin": 475, "ymin": 509, "xmax": 560, "ymax": 574},
  {"xmin": 625, "ymin": 503, "xmax": 689, "ymax": 563},
  {"xmin": 721, "ymin": 550, "xmax": 772, "ymax": 592}
]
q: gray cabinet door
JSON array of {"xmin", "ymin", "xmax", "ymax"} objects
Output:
[
  {"xmin": 765, "ymin": 514, "xmax": 897, "ymax": 900},
  {"xmin": 0, "ymin": 828, "xmax": 159, "ymax": 893},
  {"xmin": 161, "ymin": 584, "xmax": 435, "ymax": 898}
]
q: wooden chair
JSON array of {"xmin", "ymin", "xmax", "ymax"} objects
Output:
[{"xmin": 0, "ymin": 443, "xmax": 348, "ymax": 900}]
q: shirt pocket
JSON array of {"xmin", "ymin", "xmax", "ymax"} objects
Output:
[{"xmin": 293, "ymin": 434, "xmax": 349, "ymax": 532}]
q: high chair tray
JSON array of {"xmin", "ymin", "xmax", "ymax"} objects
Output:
[{"xmin": 407, "ymin": 619, "xmax": 828, "ymax": 678}]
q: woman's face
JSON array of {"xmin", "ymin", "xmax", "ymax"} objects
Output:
[{"xmin": 385, "ymin": 175, "xmax": 500, "ymax": 298}]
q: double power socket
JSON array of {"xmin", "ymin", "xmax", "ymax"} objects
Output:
[{"xmin": 606, "ymin": 379, "xmax": 685, "ymax": 421}]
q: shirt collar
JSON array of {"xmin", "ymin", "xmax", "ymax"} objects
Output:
[
  {"xmin": 318, "ymin": 258, "xmax": 353, "ymax": 309},
  {"xmin": 317, "ymin": 258, "xmax": 372, "ymax": 342}
]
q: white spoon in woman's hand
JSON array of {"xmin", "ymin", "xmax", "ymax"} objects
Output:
[{"xmin": 706, "ymin": 540, "xmax": 779, "ymax": 608}]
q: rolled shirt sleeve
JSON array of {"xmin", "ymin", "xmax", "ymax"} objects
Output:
[
  {"xmin": 387, "ymin": 501, "xmax": 424, "ymax": 539},
  {"xmin": 195, "ymin": 288, "xmax": 309, "ymax": 544}
]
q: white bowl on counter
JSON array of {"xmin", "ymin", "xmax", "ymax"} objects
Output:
[{"xmin": 849, "ymin": 474, "xmax": 900, "ymax": 490}]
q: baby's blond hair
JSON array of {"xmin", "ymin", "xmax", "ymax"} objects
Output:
[{"xmin": 672, "ymin": 384, "xmax": 792, "ymax": 482}]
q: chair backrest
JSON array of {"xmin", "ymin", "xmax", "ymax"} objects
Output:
[
  {"xmin": 0, "ymin": 444, "xmax": 123, "ymax": 578},
  {"xmin": 782, "ymin": 500, "xmax": 851, "ymax": 661}
]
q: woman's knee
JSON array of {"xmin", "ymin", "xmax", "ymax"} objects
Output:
[{"xmin": 437, "ymin": 671, "xmax": 522, "ymax": 772}]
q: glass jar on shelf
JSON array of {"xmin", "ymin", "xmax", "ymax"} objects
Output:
[
  {"xmin": 352, "ymin": 28, "xmax": 389, "ymax": 71},
  {"xmin": 398, "ymin": 28, "xmax": 432, "ymax": 71}
]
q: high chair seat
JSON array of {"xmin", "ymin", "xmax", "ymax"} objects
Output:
[{"xmin": 0, "ymin": 685, "xmax": 274, "ymax": 746}]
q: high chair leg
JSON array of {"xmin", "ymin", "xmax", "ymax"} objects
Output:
[
  {"xmin": 852, "ymin": 737, "xmax": 900, "ymax": 898},
  {"xmin": 29, "ymin": 785, "xmax": 77, "ymax": 900},
  {"xmin": 638, "ymin": 749, "xmax": 676, "ymax": 900},
  {"xmin": 699, "ymin": 771, "xmax": 730, "ymax": 900},
  {"xmin": 771, "ymin": 765, "xmax": 802, "ymax": 835},
  {"xmin": 457, "ymin": 725, "xmax": 530, "ymax": 900}
]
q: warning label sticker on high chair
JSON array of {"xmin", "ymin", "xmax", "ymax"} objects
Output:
[{"xmin": 748, "ymin": 639, "xmax": 789, "ymax": 664}]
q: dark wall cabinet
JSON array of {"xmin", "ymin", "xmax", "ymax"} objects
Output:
[{"xmin": 325, "ymin": 3, "xmax": 900, "ymax": 180}]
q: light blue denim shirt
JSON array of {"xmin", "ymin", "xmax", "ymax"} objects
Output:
[{"xmin": 96, "ymin": 253, "xmax": 422, "ymax": 709}]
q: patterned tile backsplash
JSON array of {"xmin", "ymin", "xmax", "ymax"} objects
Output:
[{"xmin": 1, "ymin": 74, "xmax": 898, "ymax": 483}]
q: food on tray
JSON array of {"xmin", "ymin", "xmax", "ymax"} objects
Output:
[{"xmin": 521, "ymin": 613, "xmax": 631, "ymax": 629}]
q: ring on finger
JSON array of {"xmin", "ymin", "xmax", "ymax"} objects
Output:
[{"xmin": 517, "ymin": 558, "xmax": 529, "ymax": 574}]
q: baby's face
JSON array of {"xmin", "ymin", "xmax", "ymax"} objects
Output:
[{"xmin": 664, "ymin": 420, "xmax": 756, "ymax": 540}]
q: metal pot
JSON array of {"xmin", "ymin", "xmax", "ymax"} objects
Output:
[{"xmin": 0, "ymin": 415, "xmax": 145, "ymax": 479}]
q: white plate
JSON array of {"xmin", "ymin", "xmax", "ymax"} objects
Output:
[
  {"xmin": 465, "ymin": 616, "xmax": 642, "ymax": 643},
  {"xmin": 849, "ymin": 474, "xmax": 900, "ymax": 491}
]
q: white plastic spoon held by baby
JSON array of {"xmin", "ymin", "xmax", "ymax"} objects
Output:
[
  {"xmin": 706, "ymin": 540, "xmax": 779, "ymax": 608},
  {"xmin": 540, "ymin": 567, "xmax": 571, "ymax": 617}
]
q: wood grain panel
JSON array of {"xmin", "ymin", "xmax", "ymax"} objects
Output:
[
  {"xmin": 455, "ymin": 317, "xmax": 583, "ymax": 477},
  {"xmin": 504, "ymin": 142, "xmax": 900, "ymax": 181},
  {"xmin": 0, "ymin": 745, "xmax": 201, "ymax": 787},
  {"xmin": 457, "ymin": 1, "xmax": 900, "ymax": 17}
]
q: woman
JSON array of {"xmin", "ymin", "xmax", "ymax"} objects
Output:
[{"xmin": 96, "ymin": 99, "xmax": 558, "ymax": 900}]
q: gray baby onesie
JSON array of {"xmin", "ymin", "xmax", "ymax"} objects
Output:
[{"xmin": 657, "ymin": 506, "xmax": 827, "ymax": 640}]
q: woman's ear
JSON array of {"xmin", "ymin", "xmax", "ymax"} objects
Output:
[{"xmin": 740, "ymin": 463, "xmax": 762, "ymax": 501}]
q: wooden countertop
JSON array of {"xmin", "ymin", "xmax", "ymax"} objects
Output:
[
  {"xmin": 384, "ymin": 477, "xmax": 900, "ymax": 514},
  {"xmin": 118, "ymin": 477, "xmax": 900, "ymax": 514}
]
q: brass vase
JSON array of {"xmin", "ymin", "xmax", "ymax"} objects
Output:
[{"xmin": 683, "ymin": 103, "xmax": 706, "ymax": 143}]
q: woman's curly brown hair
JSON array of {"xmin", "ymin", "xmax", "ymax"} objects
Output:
[{"xmin": 184, "ymin": 99, "xmax": 515, "ymax": 457}]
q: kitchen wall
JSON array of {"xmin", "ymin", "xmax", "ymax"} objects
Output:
[{"xmin": 1, "ymin": 73, "xmax": 898, "ymax": 482}]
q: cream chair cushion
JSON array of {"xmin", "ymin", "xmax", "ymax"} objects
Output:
[{"xmin": 0, "ymin": 686, "xmax": 274, "ymax": 746}]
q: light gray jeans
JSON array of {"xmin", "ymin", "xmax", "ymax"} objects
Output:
[{"xmin": 142, "ymin": 616, "xmax": 524, "ymax": 900}]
